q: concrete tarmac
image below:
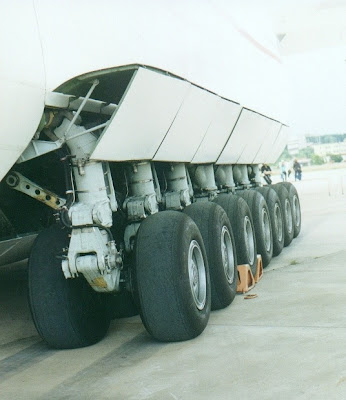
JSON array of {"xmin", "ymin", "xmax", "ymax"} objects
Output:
[{"xmin": 0, "ymin": 168, "xmax": 346, "ymax": 399}]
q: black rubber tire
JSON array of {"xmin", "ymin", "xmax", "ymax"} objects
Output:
[
  {"xmin": 256, "ymin": 186, "xmax": 285, "ymax": 257},
  {"xmin": 134, "ymin": 211, "xmax": 211, "ymax": 342},
  {"xmin": 237, "ymin": 190, "xmax": 273, "ymax": 268},
  {"xmin": 28, "ymin": 225, "xmax": 111, "ymax": 349},
  {"xmin": 183, "ymin": 202, "xmax": 237, "ymax": 311},
  {"xmin": 271, "ymin": 184, "xmax": 294, "ymax": 247},
  {"xmin": 214, "ymin": 194, "xmax": 257, "ymax": 276},
  {"xmin": 279, "ymin": 182, "xmax": 301, "ymax": 238}
]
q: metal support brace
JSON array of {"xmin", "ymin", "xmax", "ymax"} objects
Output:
[
  {"xmin": 6, "ymin": 171, "xmax": 66, "ymax": 209},
  {"xmin": 17, "ymin": 140, "xmax": 63, "ymax": 163},
  {"xmin": 18, "ymin": 79, "xmax": 109, "ymax": 164},
  {"xmin": 17, "ymin": 122, "xmax": 108, "ymax": 163},
  {"xmin": 63, "ymin": 79, "xmax": 99, "ymax": 139}
]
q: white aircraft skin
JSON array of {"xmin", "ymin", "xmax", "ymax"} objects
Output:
[{"xmin": 0, "ymin": 0, "xmax": 288, "ymax": 181}]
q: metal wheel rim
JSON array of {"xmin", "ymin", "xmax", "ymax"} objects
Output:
[
  {"xmin": 221, "ymin": 226, "xmax": 235, "ymax": 284},
  {"xmin": 285, "ymin": 199, "xmax": 293, "ymax": 234},
  {"xmin": 293, "ymin": 195, "xmax": 301, "ymax": 227},
  {"xmin": 274, "ymin": 203, "xmax": 283, "ymax": 242},
  {"xmin": 188, "ymin": 240, "xmax": 207, "ymax": 310},
  {"xmin": 244, "ymin": 216, "xmax": 255, "ymax": 265},
  {"xmin": 262, "ymin": 208, "xmax": 271, "ymax": 252}
]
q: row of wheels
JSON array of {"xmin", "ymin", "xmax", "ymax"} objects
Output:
[{"xmin": 28, "ymin": 182, "xmax": 301, "ymax": 349}]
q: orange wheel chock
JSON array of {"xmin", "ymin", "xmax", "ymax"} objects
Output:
[
  {"xmin": 236, "ymin": 255, "xmax": 263, "ymax": 294},
  {"xmin": 254, "ymin": 254, "xmax": 263, "ymax": 283},
  {"xmin": 236, "ymin": 264, "xmax": 255, "ymax": 293}
]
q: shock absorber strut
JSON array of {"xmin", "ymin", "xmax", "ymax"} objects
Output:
[
  {"xmin": 123, "ymin": 161, "xmax": 160, "ymax": 252},
  {"xmin": 54, "ymin": 116, "xmax": 122, "ymax": 293}
]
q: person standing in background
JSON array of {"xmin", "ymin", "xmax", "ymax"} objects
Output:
[
  {"xmin": 293, "ymin": 159, "xmax": 302, "ymax": 181},
  {"xmin": 280, "ymin": 161, "xmax": 287, "ymax": 181}
]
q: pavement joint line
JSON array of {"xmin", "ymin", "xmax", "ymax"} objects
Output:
[
  {"xmin": 0, "ymin": 336, "xmax": 40, "ymax": 350},
  {"xmin": 208, "ymin": 324, "xmax": 346, "ymax": 329},
  {"xmin": 265, "ymin": 261, "xmax": 345, "ymax": 273}
]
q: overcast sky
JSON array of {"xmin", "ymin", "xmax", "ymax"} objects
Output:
[
  {"xmin": 285, "ymin": 47, "xmax": 346, "ymax": 137},
  {"xmin": 267, "ymin": 0, "xmax": 346, "ymax": 137}
]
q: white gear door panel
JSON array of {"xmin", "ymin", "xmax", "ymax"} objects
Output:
[
  {"xmin": 252, "ymin": 120, "xmax": 282, "ymax": 163},
  {"xmin": 91, "ymin": 67, "xmax": 190, "ymax": 161},
  {"xmin": 192, "ymin": 98, "xmax": 241, "ymax": 164},
  {"xmin": 238, "ymin": 116, "xmax": 281, "ymax": 163},
  {"xmin": 217, "ymin": 109, "xmax": 267, "ymax": 164},
  {"xmin": 266, "ymin": 125, "xmax": 289, "ymax": 163},
  {"xmin": 153, "ymin": 85, "xmax": 219, "ymax": 162}
]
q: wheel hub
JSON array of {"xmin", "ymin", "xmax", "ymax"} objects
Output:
[
  {"xmin": 188, "ymin": 240, "xmax": 207, "ymax": 310},
  {"xmin": 221, "ymin": 226, "xmax": 235, "ymax": 284},
  {"xmin": 285, "ymin": 199, "xmax": 293, "ymax": 234},
  {"xmin": 274, "ymin": 203, "xmax": 283, "ymax": 242},
  {"xmin": 262, "ymin": 208, "xmax": 271, "ymax": 252},
  {"xmin": 244, "ymin": 216, "xmax": 255, "ymax": 265},
  {"xmin": 293, "ymin": 195, "xmax": 301, "ymax": 227},
  {"xmin": 191, "ymin": 260, "xmax": 199, "ymax": 287}
]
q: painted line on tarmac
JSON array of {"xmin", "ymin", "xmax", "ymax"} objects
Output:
[
  {"xmin": 0, "ymin": 341, "xmax": 56, "ymax": 382},
  {"xmin": 43, "ymin": 332, "xmax": 166, "ymax": 400}
]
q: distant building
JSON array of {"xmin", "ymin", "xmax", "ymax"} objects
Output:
[
  {"xmin": 313, "ymin": 140, "xmax": 346, "ymax": 157},
  {"xmin": 286, "ymin": 134, "xmax": 346, "ymax": 161},
  {"xmin": 306, "ymin": 133, "xmax": 346, "ymax": 145}
]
